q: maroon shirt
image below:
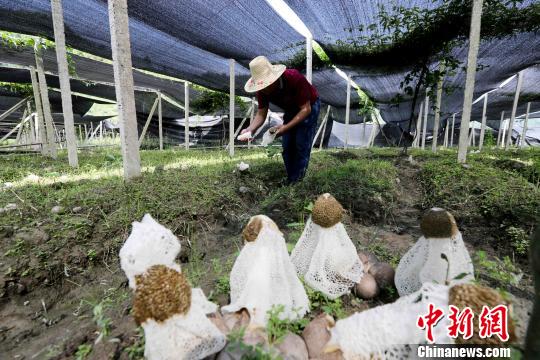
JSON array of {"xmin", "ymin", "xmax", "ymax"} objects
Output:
[{"xmin": 257, "ymin": 69, "xmax": 318, "ymax": 115}]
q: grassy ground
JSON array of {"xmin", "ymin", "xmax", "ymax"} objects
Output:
[{"xmin": 0, "ymin": 146, "xmax": 539, "ymax": 358}]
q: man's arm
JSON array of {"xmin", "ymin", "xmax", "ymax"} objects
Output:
[
  {"xmin": 275, "ymin": 100, "xmax": 311, "ymax": 136},
  {"xmin": 240, "ymin": 107, "xmax": 268, "ymax": 138}
]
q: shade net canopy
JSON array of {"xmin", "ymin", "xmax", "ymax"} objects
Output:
[
  {"xmin": 0, "ymin": 0, "xmax": 537, "ymax": 136},
  {"xmin": 285, "ymin": 0, "xmax": 539, "ymax": 126},
  {"xmin": 0, "ymin": 0, "xmax": 357, "ymax": 110}
]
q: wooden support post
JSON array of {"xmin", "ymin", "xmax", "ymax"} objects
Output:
[
  {"xmin": 15, "ymin": 110, "xmax": 27, "ymax": 144},
  {"xmin": 158, "ymin": 92, "xmax": 163, "ymax": 150},
  {"xmin": 138, "ymin": 96, "xmax": 159, "ymax": 145},
  {"xmin": 501, "ymin": 117, "xmax": 507, "ymax": 146},
  {"xmin": 413, "ymin": 101, "xmax": 423, "ymax": 148},
  {"xmin": 100, "ymin": 121, "xmax": 104, "ymax": 140},
  {"xmin": 108, "ymin": 0, "xmax": 141, "ymax": 180},
  {"xmin": 306, "ymin": 37, "xmax": 313, "ymax": 84},
  {"xmin": 0, "ymin": 114, "xmax": 34, "ymax": 143},
  {"xmin": 320, "ymin": 111, "xmax": 329, "ymax": 151},
  {"xmin": 28, "ymin": 102, "xmax": 36, "ymax": 144},
  {"xmin": 84, "ymin": 124, "xmax": 88, "ymax": 141},
  {"xmin": 505, "ymin": 71, "xmax": 523, "ymax": 149},
  {"xmin": 54, "ymin": 124, "xmax": 63, "ymax": 149},
  {"xmin": 35, "ymin": 46, "xmax": 57, "ymax": 159},
  {"xmin": 226, "ymin": 105, "xmax": 255, "ymax": 150},
  {"xmin": 0, "ymin": 97, "xmax": 28, "ymax": 122},
  {"xmin": 457, "ymin": 0, "xmax": 483, "ymax": 163},
  {"xmin": 368, "ymin": 113, "xmax": 377, "ymax": 148},
  {"xmin": 248, "ymin": 97, "xmax": 255, "ymax": 149},
  {"xmin": 184, "ymin": 81, "xmax": 190, "ymax": 150},
  {"xmin": 432, "ymin": 65, "xmax": 444, "ymax": 152},
  {"xmin": 312, "ymin": 105, "xmax": 331, "ymax": 149},
  {"xmin": 229, "ymin": 59, "xmax": 235, "ymax": 157},
  {"xmin": 422, "ymin": 92, "xmax": 429, "ymax": 150},
  {"xmin": 521, "ymin": 102, "xmax": 531, "ymax": 148},
  {"xmin": 496, "ymin": 111, "xmax": 504, "ymax": 147},
  {"xmin": 450, "ymin": 114, "xmax": 456, "ymax": 147},
  {"xmin": 478, "ymin": 93, "xmax": 488, "ymax": 150},
  {"xmin": 78, "ymin": 124, "xmax": 82, "ymax": 142},
  {"xmin": 362, "ymin": 117, "xmax": 367, "ymax": 142},
  {"xmin": 345, "ymin": 74, "xmax": 351, "ymax": 149},
  {"xmin": 52, "ymin": 0, "xmax": 78, "ymax": 167},
  {"xmin": 444, "ymin": 120, "xmax": 449, "ymax": 148}
]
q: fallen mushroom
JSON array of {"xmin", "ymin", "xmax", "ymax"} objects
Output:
[
  {"xmin": 368, "ymin": 262, "xmax": 395, "ymax": 289},
  {"xmin": 357, "ymin": 251, "xmax": 378, "ymax": 273},
  {"xmin": 353, "ymin": 273, "xmax": 379, "ymax": 300}
]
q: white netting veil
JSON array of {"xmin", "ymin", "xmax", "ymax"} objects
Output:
[
  {"xmin": 395, "ymin": 233, "xmax": 474, "ymax": 297},
  {"xmin": 119, "ymin": 214, "xmax": 182, "ymax": 289},
  {"xmin": 327, "ymin": 283, "xmax": 452, "ymax": 359},
  {"xmin": 291, "ymin": 218, "xmax": 364, "ymax": 299},
  {"xmin": 222, "ymin": 215, "xmax": 309, "ymax": 327},
  {"xmin": 143, "ymin": 304, "xmax": 226, "ymax": 360},
  {"xmin": 119, "ymin": 214, "xmax": 226, "ymax": 360}
]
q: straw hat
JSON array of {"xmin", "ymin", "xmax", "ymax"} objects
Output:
[{"xmin": 244, "ymin": 56, "xmax": 286, "ymax": 93}]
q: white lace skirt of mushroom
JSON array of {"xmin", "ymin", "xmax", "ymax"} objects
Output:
[
  {"xmin": 221, "ymin": 215, "xmax": 309, "ymax": 327},
  {"xmin": 395, "ymin": 208, "xmax": 475, "ymax": 297},
  {"xmin": 291, "ymin": 194, "xmax": 364, "ymax": 299},
  {"xmin": 133, "ymin": 265, "xmax": 226, "ymax": 360},
  {"xmin": 119, "ymin": 214, "xmax": 182, "ymax": 289},
  {"xmin": 325, "ymin": 283, "xmax": 452, "ymax": 359},
  {"xmin": 324, "ymin": 282, "xmax": 516, "ymax": 359},
  {"xmin": 119, "ymin": 214, "xmax": 225, "ymax": 359}
]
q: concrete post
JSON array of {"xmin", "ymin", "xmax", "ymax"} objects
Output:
[
  {"xmin": 345, "ymin": 74, "xmax": 351, "ymax": 149},
  {"xmin": 450, "ymin": 113, "xmax": 456, "ymax": 147},
  {"xmin": 422, "ymin": 92, "xmax": 429, "ymax": 150},
  {"xmin": 478, "ymin": 93, "xmax": 488, "ymax": 150},
  {"xmin": 505, "ymin": 71, "xmax": 524, "ymax": 149},
  {"xmin": 108, "ymin": 0, "xmax": 141, "ymax": 179},
  {"xmin": 457, "ymin": 0, "xmax": 484, "ymax": 163},
  {"xmin": 34, "ymin": 46, "xmax": 57, "ymax": 159},
  {"xmin": 521, "ymin": 102, "xmax": 531, "ymax": 148},
  {"xmin": 229, "ymin": 59, "xmax": 235, "ymax": 157},
  {"xmin": 184, "ymin": 81, "xmax": 190, "ymax": 150},
  {"xmin": 432, "ymin": 66, "xmax": 444, "ymax": 152},
  {"xmin": 51, "ymin": 0, "xmax": 78, "ymax": 167},
  {"xmin": 497, "ymin": 111, "xmax": 504, "ymax": 147},
  {"xmin": 158, "ymin": 92, "xmax": 163, "ymax": 150},
  {"xmin": 306, "ymin": 37, "xmax": 313, "ymax": 84}
]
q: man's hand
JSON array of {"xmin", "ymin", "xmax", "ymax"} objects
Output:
[
  {"xmin": 270, "ymin": 124, "xmax": 285, "ymax": 137},
  {"xmin": 238, "ymin": 128, "xmax": 252, "ymax": 141}
]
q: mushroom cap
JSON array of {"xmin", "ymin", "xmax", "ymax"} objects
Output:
[
  {"xmin": 132, "ymin": 265, "xmax": 191, "ymax": 325},
  {"xmin": 312, "ymin": 193, "xmax": 344, "ymax": 228},
  {"xmin": 368, "ymin": 262, "xmax": 395, "ymax": 289},
  {"xmin": 449, "ymin": 283, "xmax": 516, "ymax": 345},
  {"xmin": 354, "ymin": 273, "xmax": 380, "ymax": 299},
  {"xmin": 420, "ymin": 207, "xmax": 459, "ymax": 238},
  {"xmin": 242, "ymin": 215, "xmax": 280, "ymax": 242}
]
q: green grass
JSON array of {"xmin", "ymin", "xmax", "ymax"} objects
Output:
[
  {"xmin": 263, "ymin": 153, "xmax": 399, "ymax": 223},
  {"xmin": 419, "ymin": 157, "xmax": 540, "ymax": 226},
  {"xmin": 1, "ymin": 146, "xmax": 539, "ymax": 289}
]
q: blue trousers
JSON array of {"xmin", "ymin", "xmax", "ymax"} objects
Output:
[{"xmin": 282, "ymin": 98, "xmax": 320, "ymax": 182}]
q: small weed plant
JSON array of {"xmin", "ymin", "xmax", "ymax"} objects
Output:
[
  {"xmin": 266, "ymin": 305, "xmax": 309, "ymax": 344},
  {"xmin": 305, "ymin": 284, "xmax": 346, "ymax": 319}
]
